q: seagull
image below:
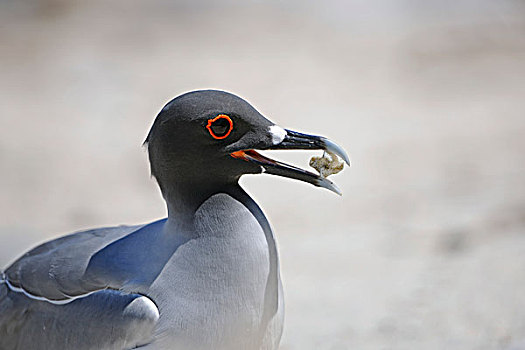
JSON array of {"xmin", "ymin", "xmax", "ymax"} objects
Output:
[{"xmin": 0, "ymin": 90, "xmax": 349, "ymax": 350}]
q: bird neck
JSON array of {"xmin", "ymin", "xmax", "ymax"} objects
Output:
[{"xmin": 162, "ymin": 179, "xmax": 241, "ymax": 230}]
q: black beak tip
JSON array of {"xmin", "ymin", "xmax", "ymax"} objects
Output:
[
  {"xmin": 321, "ymin": 137, "xmax": 351, "ymax": 166},
  {"xmin": 316, "ymin": 176, "xmax": 343, "ymax": 196}
]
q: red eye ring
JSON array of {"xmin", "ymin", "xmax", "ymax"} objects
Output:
[{"xmin": 206, "ymin": 114, "xmax": 234, "ymax": 140}]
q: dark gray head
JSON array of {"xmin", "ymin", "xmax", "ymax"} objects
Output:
[{"xmin": 145, "ymin": 90, "xmax": 349, "ymax": 198}]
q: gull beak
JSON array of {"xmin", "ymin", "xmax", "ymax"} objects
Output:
[{"xmin": 231, "ymin": 129, "xmax": 349, "ymax": 195}]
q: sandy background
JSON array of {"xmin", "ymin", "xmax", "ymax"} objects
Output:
[{"xmin": 1, "ymin": 1, "xmax": 525, "ymax": 349}]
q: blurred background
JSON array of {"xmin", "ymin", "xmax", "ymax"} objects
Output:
[{"xmin": 1, "ymin": 0, "xmax": 525, "ymax": 349}]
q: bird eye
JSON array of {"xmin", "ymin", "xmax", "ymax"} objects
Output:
[{"xmin": 206, "ymin": 114, "xmax": 233, "ymax": 139}]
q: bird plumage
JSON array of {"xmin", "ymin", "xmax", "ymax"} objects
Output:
[
  {"xmin": 1, "ymin": 186, "xmax": 283, "ymax": 350},
  {"xmin": 0, "ymin": 90, "xmax": 347, "ymax": 349}
]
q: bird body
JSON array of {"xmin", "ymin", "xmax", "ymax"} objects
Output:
[
  {"xmin": 0, "ymin": 90, "xmax": 347, "ymax": 349},
  {"xmin": 1, "ymin": 187, "xmax": 282, "ymax": 350}
]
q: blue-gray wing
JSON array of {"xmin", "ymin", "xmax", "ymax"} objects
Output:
[
  {"xmin": 0, "ymin": 285, "xmax": 159, "ymax": 350},
  {"xmin": 0, "ymin": 223, "xmax": 161, "ymax": 350}
]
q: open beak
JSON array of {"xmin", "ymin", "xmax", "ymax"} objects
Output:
[{"xmin": 231, "ymin": 129, "xmax": 350, "ymax": 195}]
